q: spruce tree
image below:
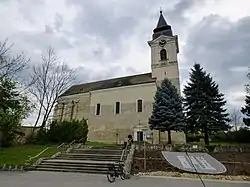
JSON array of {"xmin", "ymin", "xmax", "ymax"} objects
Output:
[
  {"xmin": 241, "ymin": 70, "xmax": 250, "ymax": 126},
  {"xmin": 241, "ymin": 95, "xmax": 250, "ymax": 126},
  {"xmin": 183, "ymin": 64, "xmax": 230, "ymax": 145},
  {"xmin": 149, "ymin": 78, "xmax": 185, "ymax": 144}
]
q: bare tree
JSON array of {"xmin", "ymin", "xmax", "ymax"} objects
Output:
[
  {"xmin": 0, "ymin": 39, "xmax": 29, "ymax": 79},
  {"xmin": 229, "ymin": 108, "xmax": 242, "ymax": 131},
  {"xmin": 28, "ymin": 47, "xmax": 75, "ymax": 130}
]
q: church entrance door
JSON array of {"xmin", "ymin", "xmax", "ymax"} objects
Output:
[{"xmin": 137, "ymin": 131, "xmax": 143, "ymax": 142}]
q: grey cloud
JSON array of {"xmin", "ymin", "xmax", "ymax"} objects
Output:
[
  {"xmin": 12, "ymin": 30, "xmax": 73, "ymax": 55},
  {"xmin": 167, "ymin": 0, "xmax": 206, "ymax": 28},
  {"xmin": 17, "ymin": 0, "xmax": 46, "ymax": 24},
  {"xmin": 45, "ymin": 25, "xmax": 54, "ymax": 34},
  {"xmin": 67, "ymin": 0, "xmax": 205, "ymax": 59},
  {"xmin": 54, "ymin": 13, "xmax": 64, "ymax": 31},
  {"xmin": 182, "ymin": 14, "xmax": 250, "ymax": 109},
  {"xmin": 74, "ymin": 65, "xmax": 123, "ymax": 84}
]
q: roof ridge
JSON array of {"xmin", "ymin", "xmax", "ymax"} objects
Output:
[
  {"xmin": 75, "ymin": 72, "xmax": 151, "ymax": 86},
  {"xmin": 59, "ymin": 72, "xmax": 155, "ymax": 97}
]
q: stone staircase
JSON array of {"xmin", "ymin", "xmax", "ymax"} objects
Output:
[{"xmin": 33, "ymin": 145, "xmax": 129, "ymax": 174}]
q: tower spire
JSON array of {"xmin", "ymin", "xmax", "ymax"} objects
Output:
[
  {"xmin": 152, "ymin": 10, "xmax": 173, "ymax": 39},
  {"xmin": 156, "ymin": 10, "xmax": 168, "ymax": 28}
]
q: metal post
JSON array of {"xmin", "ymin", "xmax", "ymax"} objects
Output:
[{"xmin": 144, "ymin": 134, "xmax": 146, "ymax": 171}]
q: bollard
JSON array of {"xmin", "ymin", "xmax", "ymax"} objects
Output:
[{"xmin": 2, "ymin": 164, "xmax": 6, "ymax": 170}]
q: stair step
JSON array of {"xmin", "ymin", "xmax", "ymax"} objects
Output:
[
  {"xmin": 42, "ymin": 159, "xmax": 122, "ymax": 165},
  {"xmin": 70, "ymin": 149, "xmax": 123, "ymax": 153},
  {"xmin": 35, "ymin": 167, "xmax": 108, "ymax": 174},
  {"xmin": 40, "ymin": 162, "xmax": 109, "ymax": 168},
  {"xmin": 37, "ymin": 165, "xmax": 109, "ymax": 171},
  {"xmin": 57, "ymin": 156, "xmax": 121, "ymax": 160},
  {"xmin": 54, "ymin": 157, "xmax": 119, "ymax": 162},
  {"xmin": 61, "ymin": 153, "xmax": 121, "ymax": 157},
  {"xmin": 40, "ymin": 162, "xmax": 124, "ymax": 169},
  {"xmin": 33, "ymin": 146, "xmax": 128, "ymax": 174},
  {"xmin": 57, "ymin": 156, "xmax": 120, "ymax": 160}
]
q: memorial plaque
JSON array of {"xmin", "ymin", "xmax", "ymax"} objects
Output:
[{"xmin": 162, "ymin": 151, "xmax": 227, "ymax": 174}]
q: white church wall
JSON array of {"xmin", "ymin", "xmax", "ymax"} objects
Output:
[
  {"xmin": 87, "ymin": 82, "xmax": 157, "ymax": 144},
  {"xmin": 53, "ymin": 92, "xmax": 91, "ymax": 121}
]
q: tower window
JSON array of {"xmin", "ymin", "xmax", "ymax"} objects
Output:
[
  {"xmin": 96, "ymin": 103, "xmax": 101, "ymax": 115},
  {"xmin": 137, "ymin": 99, "xmax": 143, "ymax": 112},
  {"xmin": 115, "ymin": 102, "xmax": 120, "ymax": 114},
  {"xmin": 160, "ymin": 49, "xmax": 167, "ymax": 61}
]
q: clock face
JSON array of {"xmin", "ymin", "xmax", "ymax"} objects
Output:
[{"xmin": 159, "ymin": 40, "xmax": 166, "ymax": 46}]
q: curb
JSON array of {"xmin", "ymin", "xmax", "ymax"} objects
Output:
[
  {"xmin": 0, "ymin": 164, "xmax": 26, "ymax": 172},
  {"xmin": 136, "ymin": 175, "xmax": 250, "ymax": 183}
]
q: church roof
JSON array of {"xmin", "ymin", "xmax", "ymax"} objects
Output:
[{"xmin": 60, "ymin": 72, "xmax": 155, "ymax": 97}]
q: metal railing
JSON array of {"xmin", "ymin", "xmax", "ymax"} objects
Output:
[
  {"xmin": 57, "ymin": 143, "xmax": 65, "ymax": 149},
  {"xmin": 120, "ymin": 143, "xmax": 129, "ymax": 162},
  {"xmin": 29, "ymin": 137, "xmax": 85, "ymax": 162},
  {"xmin": 28, "ymin": 147, "xmax": 50, "ymax": 162},
  {"xmin": 69, "ymin": 140, "xmax": 76, "ymax": 147}
]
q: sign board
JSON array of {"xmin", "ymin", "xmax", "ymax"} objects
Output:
[{"xmin": 162, "ymin": 151, "xmax": 227, "ymax": 174}]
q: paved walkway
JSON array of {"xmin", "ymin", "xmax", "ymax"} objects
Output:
[{"xmin": 0, "ymin": 171, "xmax": 249, "ymax": 187}]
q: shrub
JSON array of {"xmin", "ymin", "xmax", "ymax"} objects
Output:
[
  {"xmin": 211, "ymin": 128, "xmax": 250, "ymax": 143},
  {"xmin": 35, "ymin": 119, "xmax": 88, "ymax": 144},
  {"xmin": 205, "ymin": 145, "xmax": 216, "ymax": 152},
  {"xmin": 186, "ymin": 134, "xmax": 202, "ymax": 143}
]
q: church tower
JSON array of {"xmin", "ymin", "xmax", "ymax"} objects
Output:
[{"xmin": 148, "ymin": 11, "xmax": 180, "ymax": 93}]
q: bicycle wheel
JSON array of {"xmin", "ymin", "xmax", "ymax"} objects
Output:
[
  {"xmin": 120, "ymin": 169, "xmax": 126, "ymax": 180},
  {"xmin": 107, "ymin": 173, "xmax": 116, "ymax": 183}
]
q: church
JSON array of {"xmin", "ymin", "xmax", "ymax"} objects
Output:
[{"xmin": 52, "ymin": 11, "xmax": 186, "ymax": 144}]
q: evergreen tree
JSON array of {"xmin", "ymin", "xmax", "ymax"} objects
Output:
[
  {"xmin": 149, "ymin": 78, "xmax": 185, "ymax": 144},
  {"xmin": 241, "ymin": 95, "xmax": 250, "ymax": 126},
  {"xmin": 241, "ymin": 69, "xmax": 250, "ymax": 126},
  {"xmin": 183, "ymin": 64, "xmax": 230, "ymax": 145}
]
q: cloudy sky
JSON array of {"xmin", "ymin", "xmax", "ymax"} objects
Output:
[{"xmin": 0, "ymin": 0, "xmax": 250, "ymax": 124}]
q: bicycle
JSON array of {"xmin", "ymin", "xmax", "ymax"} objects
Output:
[{"xmin": 106, "ymin": 161, "xmax": 126, "ymax": 183}]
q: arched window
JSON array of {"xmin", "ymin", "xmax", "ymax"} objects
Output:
[
  {"xmin": 137, "ymin": 99, "xmax": 142, "ymax": 112},
  {"xmin": 160, "ymin": 49, "xmax": 167, "ymax": 61}
]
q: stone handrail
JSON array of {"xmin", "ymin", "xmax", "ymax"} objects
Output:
[
  {"xmin": 124, "ymin": 144, "xmax": 135, "ymax": 177},
  {"xmin": 120, "ymin": 144, "xmax": 128, "ymax": 161}
]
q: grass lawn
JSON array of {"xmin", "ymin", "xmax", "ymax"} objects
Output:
[
  {"xmin": 0, "ymin": 144, "xmax": 66, "ymax": 166},
  {"xmin": 85, "ymin": 141, "xmax": 117, "ymax": 147}
]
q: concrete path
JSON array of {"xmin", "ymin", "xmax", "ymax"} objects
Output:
[{"xmin": 1, "ymin": 171, "xmax": 250, "ymax": 187}]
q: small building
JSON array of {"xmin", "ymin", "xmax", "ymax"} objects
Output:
[{"xmin": 52, "ymin": 11, "xmax": 186, "ymax": 144}]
